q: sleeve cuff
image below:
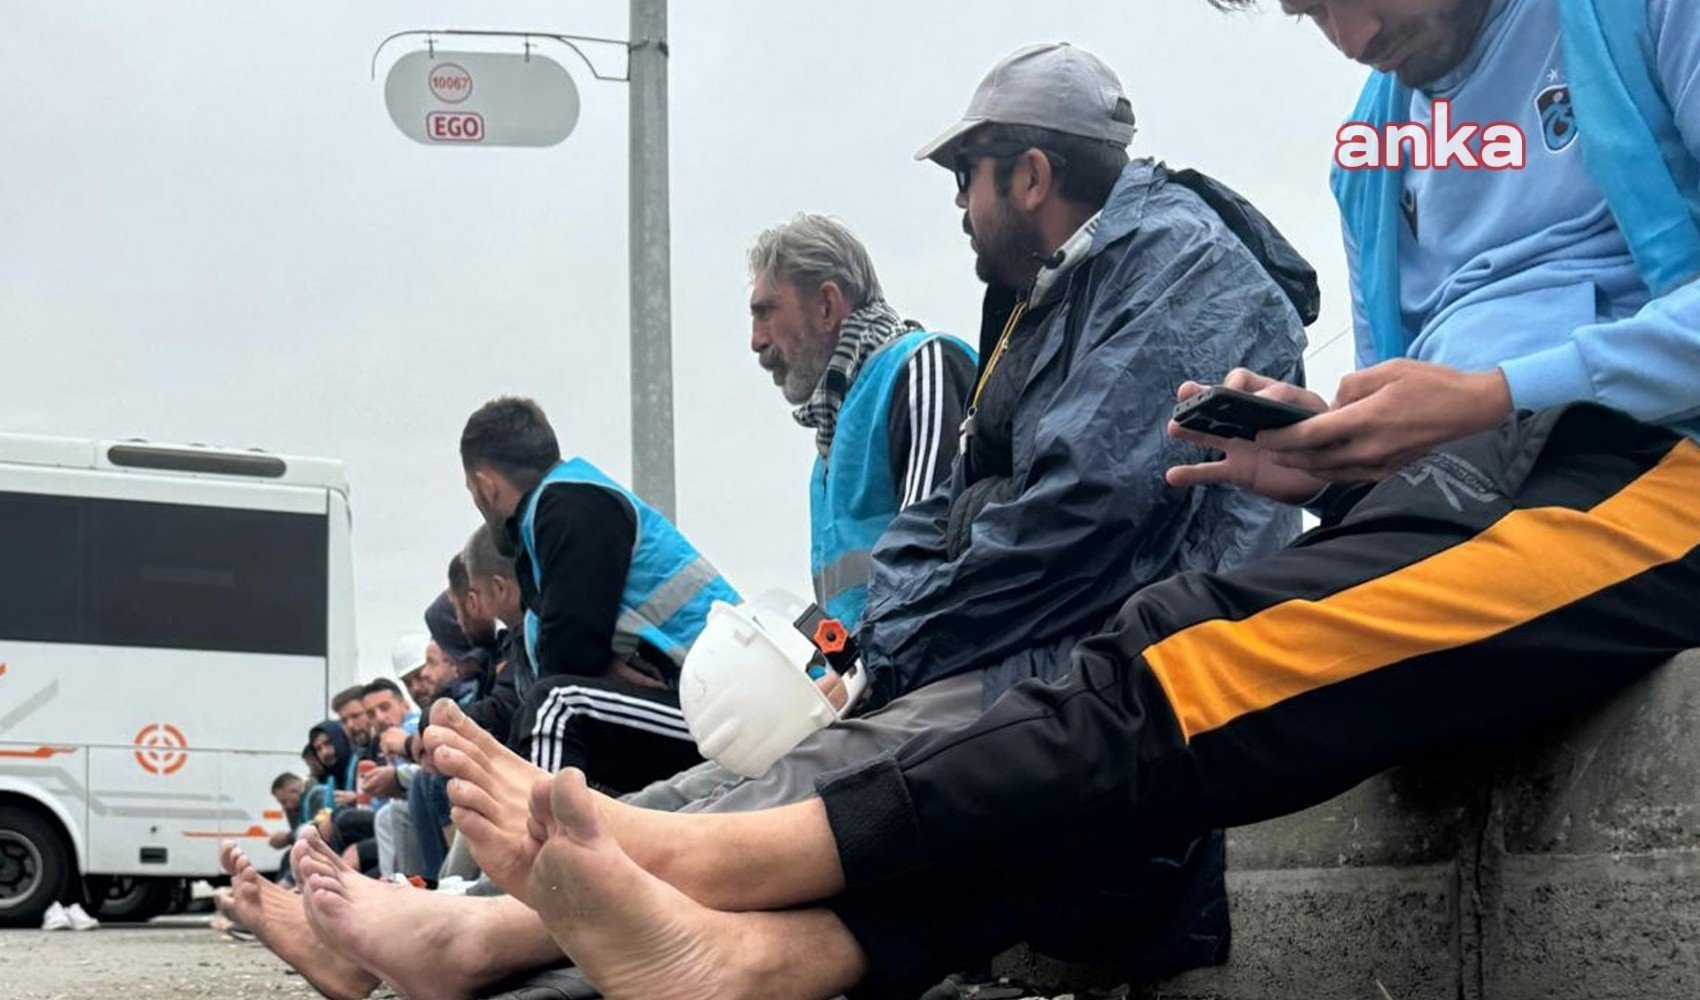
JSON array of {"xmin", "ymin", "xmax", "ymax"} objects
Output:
[
  {"xmin": 1303, "ymin": 482, "xmax": 1374, "ymax": 528},
  {"xmin": 1498, "ymin": 341, "xmax": 1594, "ymax": 412},
  {"xmin": 816, "ymin": 752, "xmax": 924, "ymax": 889}
]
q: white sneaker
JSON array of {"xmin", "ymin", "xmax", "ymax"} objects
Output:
[
  {"xmin": 65, "ymin": 902, "xmax": 99, "ymax": 931},
  {"xmin": 40, "ymin": 901, "xmax": 70, "ymax": 931}
]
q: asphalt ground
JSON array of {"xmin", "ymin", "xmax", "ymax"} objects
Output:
[
  {"xmin": 0, "ymin": 917, "xmax": 1102, "ymax": 999},
  {"xmin": 0, "ymin": 916, "xmax": 341, "ymax": 1000}
]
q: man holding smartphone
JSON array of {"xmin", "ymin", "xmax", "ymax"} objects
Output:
[{"xmin": 1176, "ymin": 0, "xmax": 1700, "ymax": 482}]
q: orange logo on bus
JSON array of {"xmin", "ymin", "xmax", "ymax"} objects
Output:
[{"xmin": 134, "ymin": 723, "xmax": 189, "ymax": 775}]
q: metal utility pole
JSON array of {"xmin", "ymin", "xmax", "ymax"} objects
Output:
[{"xmin": 628, "ymin": 0, "xmax": 675, "ymax": 518}]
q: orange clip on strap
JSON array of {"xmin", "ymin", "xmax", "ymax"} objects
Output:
[{"xmin": 812, "ymin": 618, "xmax": 848, "ymax": 655}]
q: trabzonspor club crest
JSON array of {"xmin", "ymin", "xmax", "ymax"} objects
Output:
[{"xmin": 1536, "ymin": 83, "xmax": 1577, "ymax": 152}]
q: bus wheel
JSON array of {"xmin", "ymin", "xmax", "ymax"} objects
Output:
[
  {"xmin": 0, "ymin": 806, "xmax": 72, "ymax": 928},
  {"xmin": 83, "ymin": 875, "xmax": 177, "ymax": 923}
]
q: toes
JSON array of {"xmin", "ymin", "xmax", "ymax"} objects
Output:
[
  {"xmin": 305, "ymin": 872, "xmax": 347, "ymax": 898},
  {"xmin": 445, "ymin": 776, "xmax": 504, "ymax": 818},
  {"xmin": 433, "ymin": 697, "xmax": 477, "ymax": 739},
  {"xmin": 297, "ymin": 854, "xmax": 337, "ymax": 889},
  {"xmin": 549, "ymin": 768, "xmax": 601, "ymax": 842},
  {"xmin": 448, "ymin": 806, "xmax": 495, "ymax": 844},
  {"xmin": 528, "ymin": 775, "xmax": 556, "ymax": 835},
  {"xmin": 438, "ymin": 698, "xmax": 504, "ymax": 752},
  {"xmin": 420, "ymin": 726, "xmax": 450, "ymax": 755},
  {"xmin": 289, "ymin": 834, "xmax": 316, "ymax": 873},
  {"xmin": 432, "ymin": 743, "xmax": 489, "ymax": 783},
  {"xmin": 305, "ymin": 830, "xmax": 348, "ymax": 870},
  {"xmin": 429, "ymin": 697, "xmax": 461, "ymax": 727}
]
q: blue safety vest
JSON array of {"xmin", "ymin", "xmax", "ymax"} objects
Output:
[
  {"xmin": 519, "ymin": 458, "xmax": 739, "ymax": 675},
  {"xmin": 809, "ymin": 331, "xmax": 975, "ymax": 630},
  {"xmin": 1335, "ymin": 0, "xmax": 1700, "ymax": 362}
]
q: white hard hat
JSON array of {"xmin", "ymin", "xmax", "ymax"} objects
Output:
[
  {"xmin": 390, "ymin": 632, "xmax": 431, "ymax": 681},
  {"xmin": 679, "ymin": 590, "xmax": 866, "ymax": 778}
]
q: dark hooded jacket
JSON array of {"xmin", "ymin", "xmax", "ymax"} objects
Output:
[
  {"xmin": 859, "ymin": 159, "xmax": 1312, "ymax": 708},
  {"xmin": 307, "ymin": 720, "xmax": 357, "ymax": 791}
]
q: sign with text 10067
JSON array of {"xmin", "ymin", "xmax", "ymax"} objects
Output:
[{"xmin": 384, "ymin": 50, "xmax": 580, "ymax": 148}]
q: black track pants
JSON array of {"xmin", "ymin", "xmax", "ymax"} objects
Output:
[
  {"xmin": 820, "ymin": 405, "xmax": 1700, "ymax": 989},
  {"xmin": 513, "ymin": 673, "xmax": 702, "ymax": 795}
]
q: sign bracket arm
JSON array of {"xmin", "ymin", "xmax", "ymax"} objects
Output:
[{"xmin": 371, "ymin": 29, "xmax": 633, "ymax": 84}]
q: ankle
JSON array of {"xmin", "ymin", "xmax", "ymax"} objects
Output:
[{"xmin": 630, "ymin": 815, "xmax": 686, "ymax": 884}]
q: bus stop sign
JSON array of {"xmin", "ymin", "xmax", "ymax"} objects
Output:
[{"xmin": 384, "ymin": 50, "xmax": 580, "ymax": 147}]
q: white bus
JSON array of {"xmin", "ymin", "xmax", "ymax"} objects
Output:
[{"xmin": 0, "ymin": 434, "xmax": 357, "ymax": 926}]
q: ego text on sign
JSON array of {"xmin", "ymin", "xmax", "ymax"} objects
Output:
[{"xmin": 427, "ymin": 111, "xmax": 485, "ymax": 143}]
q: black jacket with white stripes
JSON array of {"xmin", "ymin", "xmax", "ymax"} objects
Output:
[{"xmin": 881, "ymin": 337, "xmax": 976, "ymax": 509}]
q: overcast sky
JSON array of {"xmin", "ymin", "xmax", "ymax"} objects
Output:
[{"xmin": 2, "ymin": 2, "xmax": 1367, "ymax": 677}]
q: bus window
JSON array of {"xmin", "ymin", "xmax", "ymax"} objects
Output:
[{"xmin": 0, "ymin": 491, "xmax": 328, "ymax": 657}]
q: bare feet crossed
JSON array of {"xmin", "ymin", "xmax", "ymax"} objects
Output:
[
  {"xmin": 523, "ymin": 769, "xmax": 861, "ymax": 1000},
  {"xmin": 295, "ymin": 830, "xmax": 555, "ymax": 1000},
  {"xmin": 219, "ymin": 839, "xmax": 379, "ymax": 1000}
]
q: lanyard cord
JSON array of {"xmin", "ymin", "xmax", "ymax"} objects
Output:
[{"xmin": 969, "ymin": 298, "xmax": 1029, "ymax": 412}]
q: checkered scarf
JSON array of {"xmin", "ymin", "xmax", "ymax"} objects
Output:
[{"xmin": 793, "ymin": 299, "xmax": 920, "ymax": 457}]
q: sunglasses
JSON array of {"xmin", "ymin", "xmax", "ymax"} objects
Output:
[{"xmin": 952, "ymin": 143, "xmax": 1069, "ymax": 194}]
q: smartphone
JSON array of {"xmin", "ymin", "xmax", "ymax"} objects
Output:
[{"xmin": 1172, "ymin": 386, "xmax": 1315, "ymax": 441}]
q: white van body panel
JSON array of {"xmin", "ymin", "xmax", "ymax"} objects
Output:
[{"xmin": 0, "ymin": 434, "xmax": 355, "ymax": 880}]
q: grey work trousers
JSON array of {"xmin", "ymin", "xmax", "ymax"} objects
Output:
[{"xmin": 623, "ymin": 671, "xmax": 985, "ymax": 814}]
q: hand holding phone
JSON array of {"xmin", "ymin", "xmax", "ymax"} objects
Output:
[{"xmin": 1166, "ymin": 376, "xmax": 1330, "ymax": 505}]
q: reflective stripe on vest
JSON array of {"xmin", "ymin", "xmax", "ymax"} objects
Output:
[
  {"xmin": 520, "ymin": 458, "xmax": 740, "ymax": 672},
  {"xmin": 810, "ymin": 331, "xmax": 975, "ymax": 630},
  {"xmin": 813, "ymin": 550, "xmax": 876, "ymax": 616}
]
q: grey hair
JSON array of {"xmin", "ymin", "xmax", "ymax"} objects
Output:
[{"xmin": 747, "ymin": 213, "xmax": 884, "ymax": 309}]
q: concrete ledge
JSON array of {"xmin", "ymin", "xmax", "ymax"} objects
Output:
[{"xmin": 995, "ymin": 651, "xmax": 1700, "ymax": 998}]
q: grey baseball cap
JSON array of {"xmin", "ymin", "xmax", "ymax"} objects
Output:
[{"xmin": 916, "ymin": 42, "xmax": 1138, "ymax": 166}]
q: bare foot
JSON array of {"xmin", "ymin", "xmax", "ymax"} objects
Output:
[
  {"xmin": 424, "ymin": 698, "xmax": 551, "ymax": 899},
  {"xmin": 426, "ymin": 699, "xmax": 751, "ymax": 908},
  {"xmin": 297, "ymin": 829, "xmax": 551, "ymax": 999},
  {"xmin": 221, "ymin": 840, "xmax": 378, "ymax": 1000},
  {"xmin": 526, "ymin": 769, "xmax": 860, "ymax": 1000},
  {"xmin": 211, "ymin": 887, "xmax": 248, "ymax": 931}
]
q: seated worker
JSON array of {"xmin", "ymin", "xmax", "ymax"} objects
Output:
[
  {"xmin": 222, "ymin": 43, "xmax": 1319, "ymax": 1000},
  {"xmin": 302, "ymin": 721, "xmax": 374, "ymax": 875},
  {"xmin": 330, "ymin": 686, "xmax": 372, "ymax": 760},
  {"xmin": 375, "ymin": 2, "xmax": 1700, "ymax": 996},
  {"xmin": 624, "ymin": 214, "xmax": 976, "ymax": 811},
  {"xmin": 356, "ymin": 675, "xmax": 423, "ymax": 877},
  {"xmin": 407, "ymin": 588, "xmax": 493, "ymax": 878},
  {"xmin": 451, "ymin": 523, "xmax": 527, "ymax": 748},
  {"xmin": 748, "ymin": 212, "xmax": 976, "ymax": 628},
  {"xmin": 264, "ymin": 773, "xmax": 325, "ymax": 856},
  {"xmin": 390, "ymin": 631, "xmax": 442, "ymax": 711},
  {"xmin": 461, "ymin": 396, "xmax": 740, "ymax": 793},
  {"xmin": 445, "ymin": 552, "xmax": 487, "ymax": 651},
  {"xmin": 423, "ymin": 588, "xmax": 489, "ymax": 707},
  {"xmin": 305, "ymin": 721, "xmax": 358, "ymax": 802}
]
